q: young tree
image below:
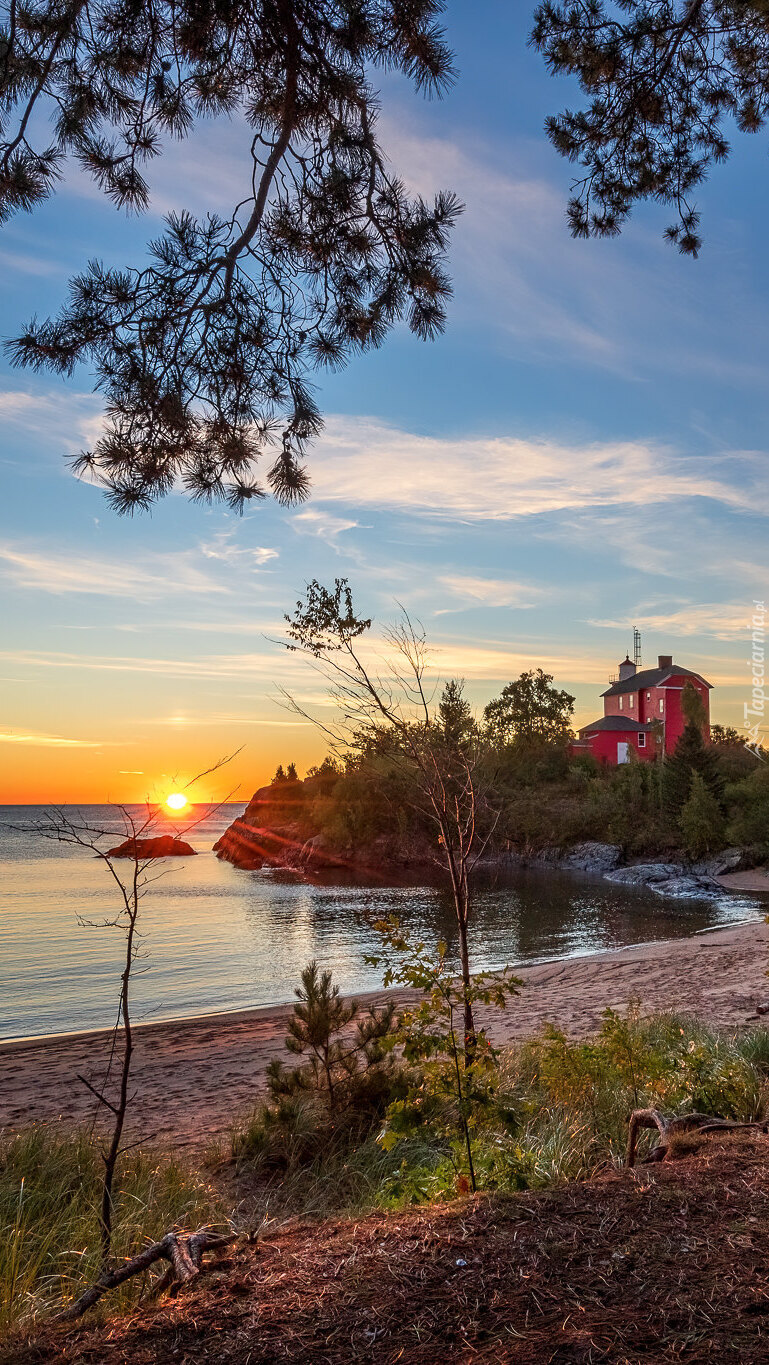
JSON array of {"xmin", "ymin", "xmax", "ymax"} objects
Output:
[
  {"xmin": 664, "ymin": 720, "xmax": 725, "ymax": 821},
  {"xmin": 533, "ymin": 1, "xmax": 769, "ymax": 256},
  {"xmin": 282, "ymin": 578, "xmax": 501, "ymax": 1064},
  {"xmin": 680, "ymin": 771, "xmax": 725, "ymax": 860},
  {"xmin": 483, "ymin": 669, "xmax": 575, "ymax": 746},
  {"xmin": 369, "ymin": 919, "xmax": 520, "ymax": 1193},
  {"xmin": 267, "ymin": 960, "xmax": 396, "ymax": 1118},
  {"xmin": 37, "ymin": 807, "xmax": 154, "ymax": 1270},
  {"xmin": 2, "ymin": 1, "xmax": 460, "ymax": 512}
]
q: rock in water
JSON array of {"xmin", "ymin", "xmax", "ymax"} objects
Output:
[
  {"xmin": 107, "ymin": 835, "xmax": 196, "ymax": 858},
  {"xmin": 605, "ymin": 863, "xmax": 721, "ymax": 899}
]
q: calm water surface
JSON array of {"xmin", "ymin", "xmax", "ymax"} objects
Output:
[{"xmin": 1, "ymin": 804, "xmax": 764, "ymax": 1040}]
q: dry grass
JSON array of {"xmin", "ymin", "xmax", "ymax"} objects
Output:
[{"xmin": 6, "ymin": 1131, "xmax": 769, "ymax": 1363}]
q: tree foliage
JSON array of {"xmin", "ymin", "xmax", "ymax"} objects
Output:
[
  {"xmin": 267, "ymin": 960, "xmax": 396, "ymax": 1117},
  {"xmin": 1, "ymin": 0, "xmax": 459, "ymax": 511},
  {"xmin": 533, "ymin": 0, "xmax": 769, "ymax": 255},
  {"xmin": 283, "ymin": 577, "xmax": 503, "ymax": 1059},
  {"xmin": 483, "ymin": 668, "xmax": 575, "ymax": 745},
  {"xmin": 664, "ymin": 718, "xmax": 725, "ymax": 820},
  {"xmin": 367, "ymin": 917, "xmax": 520, "ymax": 1192},
  {"xmin": 680, "ymin": 770, "xmax": 725, "ymax": 858}
]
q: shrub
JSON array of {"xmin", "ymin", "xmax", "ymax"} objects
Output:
[{"xmin": 680, "ymin": 771, "xmax": 725, "ymax": 859}]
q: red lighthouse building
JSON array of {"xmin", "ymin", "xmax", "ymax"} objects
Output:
[{"xmin": 574, "ymin": 651, "xmax": 712, "ymax": 766}]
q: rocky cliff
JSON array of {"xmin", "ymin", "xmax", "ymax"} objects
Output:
[{"xmin": 213, "ymin": 777, "xmax": 350, "ymax": 874}]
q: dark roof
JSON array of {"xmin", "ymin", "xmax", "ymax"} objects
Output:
[
  {"xmin": 601, "ymin": 664, "xmax": 711, "ymax": 698},
  {"xmin": 579, "ymin": 716, "xmax": 652, "ymax": 734}
]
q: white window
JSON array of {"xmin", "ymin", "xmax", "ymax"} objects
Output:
[
  {"xmin": 646, "ymin": 692, "xmax": 651, "ymax": 699},
  {"xmin": 629, "ymin": 695, "xmax": 634, "ymax": 708},
  {"xmin": 619, "ymin": 696, "xmax": 623, "ymax": 710},
  {"xmin": 638, "ymin": 733, "xmax": 646, "ymax": 748},
  {"xmin": 658, "ymin": 698, "xmax": 664, "ymax": 713}
]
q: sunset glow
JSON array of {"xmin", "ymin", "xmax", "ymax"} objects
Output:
[{"xmin": 165, "ymin": 792, "xmax": 189, "ymax": 812}]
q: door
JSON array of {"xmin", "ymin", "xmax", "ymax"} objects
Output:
[{"xmin": 617, "ymin": 742, "xmax": 629, "ymax": 764}]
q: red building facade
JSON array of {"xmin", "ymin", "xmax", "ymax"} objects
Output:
[{"xmin": 573, "ymin": 654, "xmax": 711, "ymax": 766}]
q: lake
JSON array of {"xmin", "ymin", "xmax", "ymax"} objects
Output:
[{"xmin": 1, "ymin": 804, "xmax": 764, "ymax": 1040}]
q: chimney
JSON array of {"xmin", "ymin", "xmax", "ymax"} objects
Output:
[
  {"xmin": 618, "ymin": 656, "xmax": 636, "ymax": 681},
  {"xmin": 658, "ymin": 654, "xmax": 673, "ymax": 669}
]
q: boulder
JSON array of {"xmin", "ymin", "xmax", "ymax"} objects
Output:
[
  {"xmin": 648, "ymin": 875, "xmax": 720, "ymax": 900},
  {"xmin": 559, "ymin": 842, "xmax": 622, "ymax": 873},
  {"xmin": 605, "ymin": 864, "xmax": 683, "ymax": 886},
  {"xmin": 605, "ymin": 863, "xmax": 721, "ymax": 899},
  {"xmin": 107, "ymin": 835, "xmax": 196, "ymax": 859},
  {"xmin": 691, "ymin": 848, "xmax": 747, "ymax": 878}
]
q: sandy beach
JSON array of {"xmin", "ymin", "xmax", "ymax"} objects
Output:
[{"xmin": 2, "ymin": 919, "xmax": 768, "ymax": 1151}]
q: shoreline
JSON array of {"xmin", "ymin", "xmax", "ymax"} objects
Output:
[
  {"xmin": 3, "ymin": 919, "xmax": 769, "ymax": 1150},
  {"xmin": 1, "ymin": 911, "xmax": 763, "ymax": 1055}
]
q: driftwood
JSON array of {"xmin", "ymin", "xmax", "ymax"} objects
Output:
[
  {"xmin": 59, "ymin": 1228, "xmax": 236, "ymax": 1321},
  {"xmin": 626, "ymin": 1108, "xmax": 769, "ymax": 1168}
]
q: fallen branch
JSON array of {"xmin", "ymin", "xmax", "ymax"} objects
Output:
[
  {"xmin": 626, "ymin": 1108, "xmax": 769, "ymax": 1168},
  {"xmin": 58, "ymin": 1228, "xmax": 236, "ymax": 1320}
]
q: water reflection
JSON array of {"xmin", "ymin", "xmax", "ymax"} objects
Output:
[{"xmin": 1, "ymin": 805, "xmax": 764, "ymax": 1039}]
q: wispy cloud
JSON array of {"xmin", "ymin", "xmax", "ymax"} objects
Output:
[
  {"xmin": 199, "ymin": 528, "xmax": 278, "ymax": 568},
  {"xmin": 0, "ymin": 648, "xmax": 286, "ymax": 681},
  {"xmin": 0, "ymin": 544, "xmax": 226, "ymax": 599},
  {"xmin": 438, "ymin": 575, "xmax": 545, "ymax": 608},
  {"xmin": 291, "ymin": 508, "xmax": 364, "ymax": 547},
  {"xmin": 310, "ymin": 416, "xmax": 764, "ymax": 522},
  {"xmin": 0, "ymin": 730, "xmax": 104, "ymax": 747},
  {"xmin": 590, "ymin": 603, "xmax": 758, "ymax": 642},
  {"xmin": 0, "ymin": 388, "xmax": 104, "ymax": 454}
]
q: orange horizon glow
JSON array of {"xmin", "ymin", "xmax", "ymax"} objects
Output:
[{"xmin": 0, "ymin": 726, "xmax": 328, "ymax": 805}]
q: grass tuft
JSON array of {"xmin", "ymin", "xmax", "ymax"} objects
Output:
[{"xmin": 0, "ymin": 1126, "xmax": 224, "ymax": 1328}]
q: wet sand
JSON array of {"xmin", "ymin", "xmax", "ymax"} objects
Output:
[
  {"xmin": 2, "ymin": 920, "xmax": 768, "ymax": 1151},
  {"xmin": 717, "ymin": 868, "xmax": 769, "ymax": 893}
]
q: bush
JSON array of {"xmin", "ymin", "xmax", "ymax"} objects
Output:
[
  {"xmin": 727, "ymin": 762, "xmax": 769, "ymax": 857},
  {"xmin": 0, "ymin": 1127, "xmax": 222, "ymax": 1327},
  {"xmin": 680, "ymin": 771, "xmax": 725, "ymax": 859}
]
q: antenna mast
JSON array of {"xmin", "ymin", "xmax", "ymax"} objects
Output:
[{"xmin": 633, "ymin": 627, "xmax": 642, "ymax": 669}]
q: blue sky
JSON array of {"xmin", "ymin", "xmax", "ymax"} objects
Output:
[{"xmin": 1, "ymin": 1, "xmax": 768, "ymax": 801}]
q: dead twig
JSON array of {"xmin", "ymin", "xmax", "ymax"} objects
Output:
[{"xmin": 58, "ymin": 1228, "xmax": 236, "ymax": 1320}]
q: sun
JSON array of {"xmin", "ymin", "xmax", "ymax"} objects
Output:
[{"xmin": 165, "ymin": 792, "xmax": 189, "ymax": 812}]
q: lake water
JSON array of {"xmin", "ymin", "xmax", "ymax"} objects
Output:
[{"xmin": 1, "ymin": 804, "xmax": 765, "ymax": 1041}]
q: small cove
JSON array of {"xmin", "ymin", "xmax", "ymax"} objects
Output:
[{"xmin": 1, "ymin": 804, "xmax": 764, "ymax": 1040}]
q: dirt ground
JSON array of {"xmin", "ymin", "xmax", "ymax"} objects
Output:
[{"xmin": 6, "ymin": 1132, "xmax": 769, "ymax": 1364}]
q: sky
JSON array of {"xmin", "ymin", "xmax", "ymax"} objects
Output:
[{"xmin": 2, "ymin": 1, "xmax": 768, "ymax": 804}]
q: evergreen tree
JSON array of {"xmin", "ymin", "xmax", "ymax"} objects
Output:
[
  {"xmin": 286, "ymin": 762, "xmax": 299, "ymax": 781},
  {"xmin": 272, "ymin": 764, "xmax": 287, "ymax": 784},
  {"xmin": 533, "ymin": 1, "xmax": 769, "ymax": 256},
  {"xmin": 664, "ymin": 722, "xmax": 725, "ymax": 822},
  {"xmin": 680, "ymin": 772, "xmax": 725, "ymax": 861},
  {"xmin": 267, "ymin": 961, "xmax": 395, "ymax": 1117},
  {"xmin": 1, "ymin": 1, "xmax": 459, "ymax": 511},
  {"xmin": 437, "ymin": 679, "xmax": 475, "ymax": 749}
]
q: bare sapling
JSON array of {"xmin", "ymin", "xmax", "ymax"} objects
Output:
[
  {"xmin": 34, "ymin": 754, "xmax": 241, "ymax": 1318},
  {"xmin": 282, "ymin": 578, "xmax": 502, "ymax": 1066}
]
